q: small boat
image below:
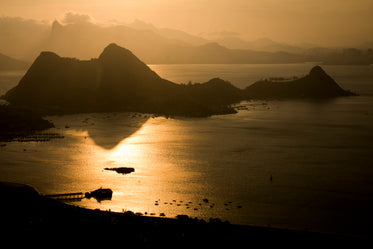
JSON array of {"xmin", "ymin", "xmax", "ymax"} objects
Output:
[{"xmin": 85, "ymin": 188, "xmax": 113, "ymax": 201}]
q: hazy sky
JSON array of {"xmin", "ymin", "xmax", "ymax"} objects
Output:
[{"xmin": 1, "ymin": 0, "xmax": 372, "ymax": 46}]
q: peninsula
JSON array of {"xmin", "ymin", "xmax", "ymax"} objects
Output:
[
  {"xmin": 3, "ymin": 43, "xmax": 238, "ymax": 117},
  {"xmin": 3, "ymin": 43, "xmax": 355, "ymax": 117},
  {"xmin": 0, "ymin": 105, "xmax": 54, "ymax": 142}
]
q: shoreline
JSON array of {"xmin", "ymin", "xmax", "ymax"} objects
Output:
[{"xmin": 0, "ymin": 181, "xmax": 367, "ymax": 245}]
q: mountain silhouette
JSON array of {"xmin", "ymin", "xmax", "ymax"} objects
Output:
[
  {"xmin": 1, "ymin": 16, "xmax": 371, "ymax": 65},
  {"xmin": 4, "ymin": 43, "xmax": 238, "ymax": 116},
  {"xmin": 42, "ymin": 20, "xmax": 307, "ymax": 64},
  {"xmin": 3, "ymin": 44, "xmax": 355, "ymax": 117},
  {"xmin": 245, "ymin": 66, "xmax": 355, "ymax": 99}
]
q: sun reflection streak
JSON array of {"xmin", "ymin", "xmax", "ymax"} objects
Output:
[
  {"xmin": 65, "ymin": 116, "xmax": 213, "ymax": 219},
  {"xmin": 94, "ymin": 118, "xmax": 193, "ymax": 212},
  {"xmin": 107, "ymin": 119, "xmax": 153, "ymax": 163}
]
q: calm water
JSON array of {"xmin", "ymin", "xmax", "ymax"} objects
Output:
[{"xmin": 1, "ymin": 64, "xmax": 373, "ymax": 236}]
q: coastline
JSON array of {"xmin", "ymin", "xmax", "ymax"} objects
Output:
[{"xmin": 0, "ymin": 182, "xmax": 366, "ymax": 246}]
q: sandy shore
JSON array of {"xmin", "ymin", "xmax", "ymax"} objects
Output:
[{"xmin": 0, "ymin": 182, "xmax": 366, "ymax": 246}]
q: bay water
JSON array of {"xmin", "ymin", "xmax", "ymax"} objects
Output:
[{"xmin": 1, "ymin": 64, "xmax": 373, "ymax": 236}]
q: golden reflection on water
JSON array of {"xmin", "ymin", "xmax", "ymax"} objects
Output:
[
  {"xmin": 73, "ymin": 117, "xmax": 204, "ymax": 218},
  {"xmin": 2, "ymin": 98, "xmax": 371, "ymax": 234}
]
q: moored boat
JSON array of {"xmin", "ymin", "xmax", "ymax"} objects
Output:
[{"xmin": 85, "ymin": 188, "xmax": 113, "ymax": 200}]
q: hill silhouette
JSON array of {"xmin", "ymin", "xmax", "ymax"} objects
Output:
[
  {"xmin": 4, "ymin": 43, "xmax": 238, "ymax": 117},
  {"xmin": 3, "ymin": 44, "xmax": 355, "ymax": 117},
  {"xmin": 245, "ymin": 66, "xmax": 355, "ymax": 99}
]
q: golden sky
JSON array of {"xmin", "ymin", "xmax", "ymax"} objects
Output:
[{"xmin": 1, "ymin": 0, "xmax": 372, "ymax": 46}]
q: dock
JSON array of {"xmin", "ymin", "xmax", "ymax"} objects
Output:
[
  {"xmin": 44, "ymin": 192, "xmax": 85, "ymax": 200},
  {"xmin": 44, "ymin": 187, "xmax": 113, "ymax": 201}
]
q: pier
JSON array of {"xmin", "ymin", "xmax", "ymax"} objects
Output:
[
  {"xmin": 43, "ymin": 188, "xmax": 113, "ymax": 201},
  {"xmin": 44, "ymin": 192, "xmax": 85, "ymax": 200}
]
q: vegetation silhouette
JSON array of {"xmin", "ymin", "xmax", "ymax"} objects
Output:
[{"xmin": 3, "ymin": 43, "xmax": 355, "ymax": 119}]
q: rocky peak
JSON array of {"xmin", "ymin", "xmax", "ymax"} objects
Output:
[
  {"xmin": 51, "ymin": 20, "xmax": 63, "ymax": 33},
  {"xmin": 309, "ymin": 65, "xmax": 327, "ymax": 77},
  {"xmin": 99, "ymin": 43, "xmax": 134, "ymax": 60}
]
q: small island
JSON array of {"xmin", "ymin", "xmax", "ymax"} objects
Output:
[{"xmin": 104, "ymin": 167, "xmax": 135, "ymax": 174}]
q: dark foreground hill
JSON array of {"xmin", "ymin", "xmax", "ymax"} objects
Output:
[
  {"xmin": 0, "ymin": 182, "xmax": 365, "ymax": 247},
  {"xmin": 3, "ymin": 44, "xmax": 355, "ymax": 117}
]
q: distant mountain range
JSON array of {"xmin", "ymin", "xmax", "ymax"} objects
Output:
[
  {"xmin": 0, "ymin": 16, "xmax": 372, "ymax": 65},
  {"xmin": 0, "ymin": 53, "xmax": 28, "ymax": 70},
  {"xmin": 3, "ymin": 44, "xmax": 355, "ymax": 117},
  {"xmin": 43, "ymin": 20, "xmax": 307, "ymax": 64}
]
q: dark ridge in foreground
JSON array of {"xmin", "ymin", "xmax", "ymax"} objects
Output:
[
  {"xmin": 3, "ymin": 43, "xmax": 355, "ymax": 117},
  {"xmin": 0, "ymin": 182, "xmax": 365, "ymax": 246}
]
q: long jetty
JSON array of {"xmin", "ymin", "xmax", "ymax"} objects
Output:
[{"xmin": 44, "ymin": 192, "xmax": 85, "ymax": 200}]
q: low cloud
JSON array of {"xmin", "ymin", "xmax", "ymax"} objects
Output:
[
  {"xmin": 200, "ymin": 30, "xmax": 242, "ymax": 40},
  {"xmin": 61, "ymin": 12, "xmax": 92, "ymax": 24}
]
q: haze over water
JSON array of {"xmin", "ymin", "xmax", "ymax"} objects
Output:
[{"xmin": 1, "ymin": 64, "xmax": 373, "ymax": 236}]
